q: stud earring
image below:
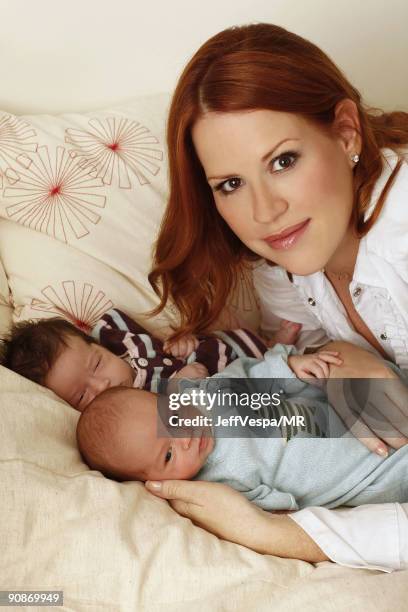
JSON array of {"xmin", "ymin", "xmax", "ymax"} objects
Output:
[{"xmin": 350, "ymin": 153, "xmax": 360, "ymax": 163}]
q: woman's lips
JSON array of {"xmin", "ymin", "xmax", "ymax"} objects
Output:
[{"xmin": 264, "ymin": 219, "xmax": 310, "ymax": 250}]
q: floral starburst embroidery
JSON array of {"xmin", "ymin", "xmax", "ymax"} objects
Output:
[
  {"xmin": 0, "ymin": 293, "xmax": 11, "ymax": 307},
  {"xmin": 0, "ymin": 114, "xmax": 38, "ymax": 189},
  {"xmin": 3, "ymin": 145, "xmax": 106, "ymax": 242},
  {"xmin": 65, "ymin": 116, "xmax": 163, "ymax": 188},
  {"xmin": 30, "ymin": 281, "xmax": 114, "ymax": 332}
]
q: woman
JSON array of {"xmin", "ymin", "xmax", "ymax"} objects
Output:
[{"xmin": 147, "ymin": 24, "xmax": 408, "ymax": 571}]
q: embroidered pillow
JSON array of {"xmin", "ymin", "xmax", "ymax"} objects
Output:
[{"xmin": 0, "ymin": 94, "xmax": 259, "ymax": 336}]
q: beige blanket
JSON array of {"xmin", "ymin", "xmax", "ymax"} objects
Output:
[{"xmin": 2, "ymin": 365, "xmax": 408, "ymax": 610}]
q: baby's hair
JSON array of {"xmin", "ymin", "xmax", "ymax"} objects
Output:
[
  {"xmin": 0, "ymin": 317, "xmax": 97, "ymax": 384},
  {"xmin": 76, "ymin": 386, "xmax": 136, "ymax": 481}
]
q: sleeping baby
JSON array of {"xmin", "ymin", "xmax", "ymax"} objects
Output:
[
  {"xmin": 1, "ymin": 307, "xmax": 332, "ymax": 410},
  {"xmin": 76, "ymin": 348, "xmax": 408, "ymax": 511}
]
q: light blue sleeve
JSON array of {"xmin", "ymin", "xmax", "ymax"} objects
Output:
[
  {"xmin": 245, "ymin": 343, "xmax": 297, "ymax": 378},
  {"xmin": 242, "ymin": 483, "xmax": 299, "ymax": 511}
]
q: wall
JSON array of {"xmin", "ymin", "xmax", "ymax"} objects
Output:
[{"xmin": 0, "ymin": 0, "xmax": 407, "ymax": 114}]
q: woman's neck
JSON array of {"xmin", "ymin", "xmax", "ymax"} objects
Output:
[{"xmin": 324, "ymin": 228, "xmax": 360, "ymax": 281}]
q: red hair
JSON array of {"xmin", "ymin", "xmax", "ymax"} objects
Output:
[{"xmin": 149, "ymin": 23, "xmax": 408, "ymax": 338}]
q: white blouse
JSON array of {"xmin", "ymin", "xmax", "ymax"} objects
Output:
[
  {"xmin": 253, "ymin": 149, "xmax": 408, "ymax": 572},
  {"xmin": 253, "ymin": 148, "xmax": 408, "ymax": 369},
  {"xmin": 290, "ymin": 502, "xmax": 408, "ymax": 572}
]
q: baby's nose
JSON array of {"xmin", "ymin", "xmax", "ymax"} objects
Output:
[
  {"xmin": 92, "ymin": 377, "xmax": 111, "ymax": 394},
  {"xmin": 176, "ymin": 436, "xmax": 192, "ymax": 451}
]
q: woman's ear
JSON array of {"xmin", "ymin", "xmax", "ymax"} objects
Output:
[{"xmin": 333, "ymin": 99, "xmax": 362, "ymax": 162}]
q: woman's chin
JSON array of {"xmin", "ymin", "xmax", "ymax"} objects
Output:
[
  {"xmin": 264, "ymin": 253, "xmax": 326, "ymax": 276},
  {"xmin": 286, "ymin": 261, "xmax": 325, "ymax": 276},
  {"xmin": 253, "ymin": 240, "xmax": 328, "ymax": 276}
]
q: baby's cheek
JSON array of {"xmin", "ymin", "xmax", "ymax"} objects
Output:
[{"xmin": 176, "ymin": 461, "xmax": 202, "ymax": 480}]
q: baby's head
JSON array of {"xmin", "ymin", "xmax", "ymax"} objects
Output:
[
  {"xmin": 76, "ymin": 386, "xmax": 214, "ymax": 481},
  {"xmin": 1, "ymin": 318, "xmax": 134, "ymax": 410}
]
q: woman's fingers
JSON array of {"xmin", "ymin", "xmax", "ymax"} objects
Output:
[
  {"xmin": 355, "ymin": 397, "xmax": 408, "ymax": 448},
  {"xmin": 145, "ymin": 480, "xmax": 208, "ymax": 521},
  {"xmin": 336, "ymin": 376, "xmax": 408, "ymax": 453},
  {"xmin": 365, "ymin": 378, "xmax": 408, "ymax": 437},
  {"xmin": 145, "ymin": 479, "xmax": 273, "ymax": 551},
  {"xmin": 379, "ymin": 436, "xmax": 408, "ymax": 450},
  {"xmin": 383, "ymin": 377, "xmax": 408, "ymax": 420},
  {"xmin": 347, "ymin": 417, "xmax": 390, "ymax": 455},
  {"xmin": 327, "ymin": 378, "xmax": 389, "ymax": 456},
  {"xmin": 145, "ymin": 479, "xmax": 202, "ymax": 505}
]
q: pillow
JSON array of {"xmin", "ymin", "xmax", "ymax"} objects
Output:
[
  {"xmin": 0, "ymin": 365, "xmax": 307, "ymax": 609},
  {"xmin": 0, "ymin": 96, "xmax": 259, "ymax": 336},
  {"xmin": 2, "ymin": 365, "xmax": 407, "ymax": 610},
  {"xmin": 0, "ymin": 257, "xmax": 12, "ymax": 334}
]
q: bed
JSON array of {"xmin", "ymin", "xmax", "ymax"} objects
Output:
[{"xmin": 1, "ymin": 2, "xmax": 408, "ymax": 610}]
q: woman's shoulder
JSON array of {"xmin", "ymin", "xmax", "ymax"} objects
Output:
[{"xmin": 364, "ymin": 148, "xmax": 408, "ymax": 263}]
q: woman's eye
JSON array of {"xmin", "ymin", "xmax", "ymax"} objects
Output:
[
  {"xmin": 271, "ymin": 152, "xmax": 298, "ymax": 172},
  {"xmin": 215, "ymin": 177, "xmax": 242, "ymax": 195},
  {"xmin": 165, "ymin": 448, "xmax": 172, "ymax": 463}
]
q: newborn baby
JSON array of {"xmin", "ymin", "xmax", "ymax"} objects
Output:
[{"xmin": 77, "ymin": 347, "xmax": 408, "ymax": 511}]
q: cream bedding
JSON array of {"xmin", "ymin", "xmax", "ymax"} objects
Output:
[
  {"xmin": 2, "ymin": 364, "xmax": 408, "ymax": 611},
  {"xmin": 0, "ymin": 258, "xmax": 11, "ymax": 335},
  {"xmin": 1, "ymin": 94, "xmax": 407, "ymax": 611}
]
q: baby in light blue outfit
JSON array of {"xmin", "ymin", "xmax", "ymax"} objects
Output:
[{"xmin": 76, "ymin": 344, "xmax": 408, "ymax": 511}]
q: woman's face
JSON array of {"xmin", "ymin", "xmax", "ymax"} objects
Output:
[{"xmin": 192, "ymin": 109, "xmax": 356, "ymax": 275}]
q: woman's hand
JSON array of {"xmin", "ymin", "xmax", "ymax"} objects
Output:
[
  {"xmin": 323, "ymin": 341, "xmax": 408, "ymax": 456},
  {"xmin": 144, "ymin": 480, "xmax": 328, "ymax": 562}
]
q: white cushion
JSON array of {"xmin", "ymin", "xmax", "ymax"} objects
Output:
[
  {"xmin": 0, "ymin": 258, "xmax": 12, "ymax": 335},
  {"xmin": 0, "ymin": 95, "xmax": 259, "ymax": 336},
  {"xmin": 2, "ymin": 365, "xmax": 407, "ymax": 611}
]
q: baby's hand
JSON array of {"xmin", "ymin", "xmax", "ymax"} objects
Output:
[
  {"xmin": 288, "ymin": 351, "xmax": 343, "ymax": 379},
  {"xmin": 267, "ymin": 320, "xmax": 302, "ymax": 348},
  {"xmin": 163, "ymin": 334, "xmax": 199, "ymax": 359},
  {"xmin": 173, "ymin": 362, "xmax": 209, "ymax": 379}
]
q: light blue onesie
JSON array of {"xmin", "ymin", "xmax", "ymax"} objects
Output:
[{"xmin": 189, "ymin": 345, "xmax": 408, "ymax": 511}]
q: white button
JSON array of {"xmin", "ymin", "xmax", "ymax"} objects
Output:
[
  {"xmin": 308, "ymin": 297, "xmax": 316, "ymax": 306},
  {"xmin": 137, "ymin": 357, "xmax": 148, "ymax": 367},
  {"xmin": 163, "ymin": 358, "xmax": 173, "ymax": 366},
  {"xmin": 353, "ymin": 287, "xmax": 362, "ymax": 298}
]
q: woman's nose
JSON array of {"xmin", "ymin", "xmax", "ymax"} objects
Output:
[{"xmin": 252, "ymin": 183, "xmax": 288, "ymax": 224}]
